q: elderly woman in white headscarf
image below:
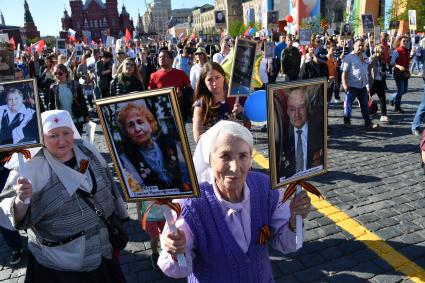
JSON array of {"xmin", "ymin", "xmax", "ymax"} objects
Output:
[
  {"xmin": 158, "ymin": 120, "xmax": 311, "ymax": 282},
  {"xmin": 0, "ymin": 110, "xmax": 127, "ymax": 283}
]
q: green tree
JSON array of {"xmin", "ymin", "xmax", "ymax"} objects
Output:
[
  {"xmin": 389, "ymin": 0, "xmax": 425, "ymax": 31},
  {"xmin": 228, "ymin": 21, "xmax": 244, "ymax": 38}
]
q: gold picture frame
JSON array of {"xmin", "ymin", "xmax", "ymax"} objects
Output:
[
  {"xmin": 267, "ymin": 78, "xmax": 328, "ymax": 189},
  {"xmin": 228, "ymin": 37, "xmax": 257, "ymax": 97},
  {"xmin": 0, "ymin": 78, "xmax": 43, "ymax": 152},
  {"xmin": 96, "ymin": 87, "xmax": 200, "ymax": 202}
]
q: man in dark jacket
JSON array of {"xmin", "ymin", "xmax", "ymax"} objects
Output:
[
  {"xmin": 281, "ymin": 37, "xmax": 301, "ymax": 81},
  {"xmin": 95, "ymin": 52, "xmax": 113, "ymax": 98}
]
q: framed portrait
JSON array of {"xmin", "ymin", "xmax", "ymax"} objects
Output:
[
  {"xmin": 408, "ymin": 10, "xmax": 417, "ymax": 30},
  {"xmin": 215, "ymin": 11, "xmax": 226, "ymax": 24},
  {"xmin": 96, "ymin": 87, "xmax": 200, "ymax": 202},
  {"xmin": 374, "ymin": 26, "xmax": 381, "ymax": 45},
  {"xmin": 267, "ymin": 78, "xmax": 328, "ymax": 189},
  {"xmin": 299, "ymin": 29, "xmax": 312, "ymax": 46},
  {"xmin": 228, "ymin": 37, "xmax": 257, "ymax": 96},
  {"xmin": 0, "ymin": 79, "xmax": 43, "ymax": 152},
  {"xmin": 56, "ymin": 39, "xmax": 67, "ymax": 56},
  {"xmin": 361, "ymin": 14, "xmax": 374, "ymax": 34},
  {"xmin": 340, "ymin": 23, "xmax": 353, "ymax": 39},
  {"xmin": 267, "ymin": 11, "xmax": 279, "ymax": 26},
  {"xmin": 0, "ymin": 49, "xmax": 15, "ymax": 81},
  {"xmin": 264, "ymin": 41, "xmax": 275, "ymax": 58}
]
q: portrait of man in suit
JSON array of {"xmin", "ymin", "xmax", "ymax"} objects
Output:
[{"xmin": 273, "ymin": 85, "xmax": 325, "ymax": 183}]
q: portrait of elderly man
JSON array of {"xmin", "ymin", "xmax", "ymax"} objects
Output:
[
  {"xmin": 0, "ymin": 86, "xmax": 37, "ymax": 146},
  {"xmin": 274, "ymin": 85, "xmax": 324, "ymax": 182}
]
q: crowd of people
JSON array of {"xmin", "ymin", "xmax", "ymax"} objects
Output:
[{"xmin": 0, "ymin": 26, "xmax": 424, "ymax": 282}]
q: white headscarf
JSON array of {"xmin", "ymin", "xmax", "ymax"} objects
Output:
[
  {"xmin": 193, "ymin": 120, "xmax": 253, "ymax": 184},
  {"xmin": 41, "ymin": 110, "xmax": 81, "ymax": 139}
]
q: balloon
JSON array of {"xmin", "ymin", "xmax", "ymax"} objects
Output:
[
  {"xmin": 244, "ymin": 90, "xmax": 267, "ymax": 122},
  {"xmin": 248, "ymin": 27, "xmax": 255, "ymax": 36},
  {"xmin": 286, "ymin": 15, "xmax": 293, "ymax": 23}
]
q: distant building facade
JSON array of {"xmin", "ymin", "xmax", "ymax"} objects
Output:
[
  {"xmin": 191, "ymin": 4, "xmax": 214, "ymax": 33},
  {"xmin": 142, "ymin": 0, "xmax": 171, "ymax": 36},
  {"xmin": 60, "ymin": 0, "xmax": 134, "ymax": 41}
]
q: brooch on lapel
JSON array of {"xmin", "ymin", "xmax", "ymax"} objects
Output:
[{"xmin": 138, "ymin": 162, "xmax": 151, "ymax": 178}]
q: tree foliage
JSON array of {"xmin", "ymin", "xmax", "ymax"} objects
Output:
[{"xmin": 389, "ymin": 0, "xmax": 425, "ymax": 31}]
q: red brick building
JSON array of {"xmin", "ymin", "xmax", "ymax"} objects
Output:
[
  {"xmin": 60, "ymin": 0, "xmax": 134, "ymax": 41},
  {"xmin": 23, "ymin": 0, "xmax": 40, "ymax": 40}
]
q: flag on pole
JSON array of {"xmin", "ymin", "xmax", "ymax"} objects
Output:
[
  {"xmin": 125, "ymin": 28, "xmax": 132, "ymax": 43},
  {"xmin": 33, "ymin": 40, "xmax": 45, "ymax": 54},
  {"xmin": 68, "ymin": 28, "xmax": 76, "ymax": 42},
  {"xmin": 9, "ymin": 37, "xmax": 16, "ymax": 50}
]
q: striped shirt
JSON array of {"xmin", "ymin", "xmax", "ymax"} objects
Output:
[{"xmin": 0, "ymin": 140, "xmax": 127, "ymax": 271}]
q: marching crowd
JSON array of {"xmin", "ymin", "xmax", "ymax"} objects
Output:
[{"xmin": 0, "ymin": 28, "xmax": 424, "ymax": 282}]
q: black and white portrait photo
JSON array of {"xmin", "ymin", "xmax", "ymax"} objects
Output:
[
  {"xmin": 361, "ymin": 14, "xmax": 374, "ymax": 34},
  {"xmin": 408, "ymin": 10, "xmax": 417, "ymax": 30},
  {"xmin": 229, "ymin": 37, "xmax": 257, "ymax": 96},
  {"xmin": 0, "ymin": 79, "xmax": 42, "ymax": 151},
  {"xmin": 340, "ymin": 23, "xmax": 353, "ymax": 39},
  {"xmin": 215, "ymin": 11, "xmax": 226, "ymax": 24}
]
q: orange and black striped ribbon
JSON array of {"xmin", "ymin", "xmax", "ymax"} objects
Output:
[
  {"xmin": 0, "ymin": 149, "xmax": 32, "ymax": 163},
  {"xmin": 281, "ymin": 180, "xmax": 324, "ymax": 204},
  {"xmin": 141, "ymin": 199, "xmax": 182, "ymax": 231},
  {"xmin": 79, "ymin": 160, "xmax": 89, "ymax": 174},
  {"xmin": 257, "ymin": 225, "xmax": 272, "ymax": 245}
]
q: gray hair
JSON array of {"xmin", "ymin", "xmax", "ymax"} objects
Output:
[{"xmin": 210, "ymin": 122, "xmax": 253, "ymax": 155}]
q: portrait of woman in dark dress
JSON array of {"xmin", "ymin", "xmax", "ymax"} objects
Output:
[{"xmin": 117, "ymin": 102, "xmax": 191, "ymax": 195}]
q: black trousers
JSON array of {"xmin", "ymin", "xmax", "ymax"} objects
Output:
[{"xmin": 370, "ymin": 79, "xmax": 387, "ymax": 116}]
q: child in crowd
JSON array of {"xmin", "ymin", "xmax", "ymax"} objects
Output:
[{"xmin": 137, "ymin": 202, "xmax": 166, "ymax": 270}]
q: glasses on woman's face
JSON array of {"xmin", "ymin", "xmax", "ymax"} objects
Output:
[
  {"xmin": 118, "ymin": 52, "xmax": 125, "ymax": 55},
  {"xmin": 125, "ymin": 63, "xmax": 135, "ymax": 68},
  {"xmin": 54, "ymin": 72, "xmax": 64, "ymax": 76}
]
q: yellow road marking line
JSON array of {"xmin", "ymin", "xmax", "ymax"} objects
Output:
[{"xmin": 252, "ymin": 150, "xmax": 425, "ymax": 282}]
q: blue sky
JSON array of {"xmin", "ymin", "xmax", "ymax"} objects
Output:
[{"xmin": 0, "ymin": 0, "xmax": 214, "ymax": 36}]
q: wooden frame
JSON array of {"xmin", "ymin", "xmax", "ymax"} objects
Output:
[
  {"xmin": 267, "ymin": 78, "xmax": 328, "ymax": 189},
  {"xmin": 228, "ymin": 37, "xmax": 257, "ymax": 97},
  {"xmin": 0, "ymin": 79, "xmax": 43, "ymax": 152},
  {"xmin": 96, "ymin": 87, "xmax": 199, "ymax": 202}
]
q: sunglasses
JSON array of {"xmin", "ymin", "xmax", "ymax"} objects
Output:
[
  {"xmin": 118, "ymin": 52, "xmax": 125, "ymax": 55},
  {"xmin": 125, "ymin": 63, "xmax": 135, "ymax": 67},
  {"xmin": 54, "ymin": 72, "xmax": 64, "ymax": 76}
]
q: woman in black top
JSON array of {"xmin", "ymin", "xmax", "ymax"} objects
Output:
[{"xmin": 109, "ymin": 58, "xmax": 144, "ymax": 97}]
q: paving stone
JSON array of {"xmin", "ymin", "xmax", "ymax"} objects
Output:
[
  {"xmin": 370, "ymin": 273, "xmax": 404, "ymax": 283},
  {"xmin": 0, "ymin": 269, "xmax": 11, "ymax": 281}
]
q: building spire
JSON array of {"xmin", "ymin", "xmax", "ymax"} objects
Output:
[
  {"xmin": 0, "ymin": 10, "xmax": 5, "ymax": 26},
  {"xmin": 24, "ymin": 0, "xmax": 35, "ymax": 23}
]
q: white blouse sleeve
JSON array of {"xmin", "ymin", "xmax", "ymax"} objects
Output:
[{"xmin": 158, "ymin": 215, "xmax": 196, "ymax": 278}]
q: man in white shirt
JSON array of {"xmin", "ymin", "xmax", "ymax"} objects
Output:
[
  {"xmin": 190, "ymin": 47, "xmax": 208, "ymax": 90},
  {"xmin": 213, "ymin": 36, "xmax": 231, "ymax": 64}
]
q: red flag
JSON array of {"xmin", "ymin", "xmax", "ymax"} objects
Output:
[
  {"xmin": 9, "ymin": 37, "xmax": 16, "ymax": 50},
  {"xmin": 35, "ymin": 40, "xmax": 45, "ymax": 54},
  {"xmin": 125, "ymin": 28, "xmax": 132, "ymax": 43}
]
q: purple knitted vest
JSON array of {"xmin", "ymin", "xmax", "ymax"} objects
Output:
[{"xmin": 181, "ymin": 171, "xmax": 279, "ymax": 283}]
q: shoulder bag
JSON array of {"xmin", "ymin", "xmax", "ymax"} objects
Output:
[{"xmin": 77, "ymin": 191, "xmax": 129, "ymax": 250}]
